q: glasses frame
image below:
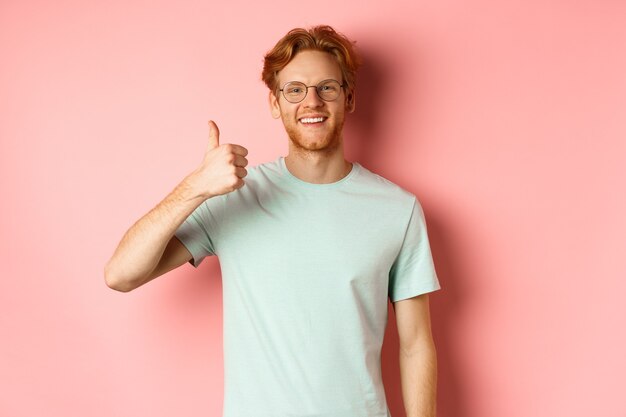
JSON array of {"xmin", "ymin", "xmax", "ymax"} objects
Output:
[{"xmin": 278, "ymin": 79, "xmax": 346, "ymax": 103}]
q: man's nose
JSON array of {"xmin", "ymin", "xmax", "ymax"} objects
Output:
[{"xmin": 302, "ymin": 86, "xmax": 324, "ymax": 107}]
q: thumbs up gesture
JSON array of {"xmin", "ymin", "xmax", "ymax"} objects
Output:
[{"xmin": 186, "ymin": 120, "xmax": 249, "ymax": 200}]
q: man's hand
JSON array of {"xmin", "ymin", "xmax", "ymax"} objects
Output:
[{"xmin": 186, "ymin": 120, "xmax": 249, "ymax": 200}]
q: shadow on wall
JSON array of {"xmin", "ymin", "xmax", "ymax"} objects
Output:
[
  {"xmin": 423, "ymin": 213, "xmax": 469, "ymax": 417},
  {"xmin": 343, "ymin": 46, "xmax": 389, "ymax": 163},
  {"xmin": 346, "ymin": 44, "xmax": 469, "ymax": 417}
]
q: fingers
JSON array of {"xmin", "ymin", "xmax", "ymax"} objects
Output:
[
  {"xmin": 206, "ymin": 119, "xmax": 249, "ymax": 171},
  {"xmin": 207, "ymin": 120, "xmax": 248, "ymax": 156},
  {"xmin": 207, "ymin": 120, "xmax": 220, "ymax": 151},
  {"xmin": 234, "ymin": 166, "xmax": 248, "ymax": 178},
  {"xmin": 233, "ymin": 154, "xmax": 248, "ymax": 168},
  {"xmin": 228, "ymin": 143, "xmax": 248, "ymax": 157}
]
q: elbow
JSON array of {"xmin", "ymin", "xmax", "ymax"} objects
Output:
[
  {"xmin": 104, "ymin": 263, "xmax": 134, "ymax": 293},
  {"xmin": 400, "ymin": 337, "xmax": 437, "ymax": 358}
]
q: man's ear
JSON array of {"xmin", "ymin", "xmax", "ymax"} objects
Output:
[
  {"xmin": 269, "ymin": 91, "xmax": 281, "ymax": 119},
  {"xmin": 346, "ymin": 89, "xmax": 356, "ymax": 113}
]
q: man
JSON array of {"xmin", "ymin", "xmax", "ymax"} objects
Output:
[{"xmin": 105, "ymin": 25, "xmax": 441, "ymax": 417}]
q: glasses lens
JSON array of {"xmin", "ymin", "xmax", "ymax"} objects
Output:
[
  {"xmin": 283, "ymin": 82, "xmax": 306, "ymax": 103},
  {"xmin": 317, "ymin": 80, "xmax": 341, "ymax": 101}
]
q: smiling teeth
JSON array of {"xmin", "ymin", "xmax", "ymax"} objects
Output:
[{"xmin": 300, "ymin": 117, "xmax": 325, "ymax": 124}]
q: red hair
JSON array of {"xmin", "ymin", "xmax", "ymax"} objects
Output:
[{"xmin": 261, "ymin": 25, "xmax": 362, "ymax": 96}]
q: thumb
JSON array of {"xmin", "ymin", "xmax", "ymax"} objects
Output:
[{"xmin": 207, "ymin": 120, "xmax": 220, "ymax": 151}]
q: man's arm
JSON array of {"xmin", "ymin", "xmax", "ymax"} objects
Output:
[
  {"xmin": 104, "ymin": 179, "xmax": 204, "ymax": 292},
  {"xmin": 393, "ymin": 293, "xmax": 437, "ymax": 417},
  {"xmin": 104, "ymin": 120, "xmax": 249, "ymax": 292}
]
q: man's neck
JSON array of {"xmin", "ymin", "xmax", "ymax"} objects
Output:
[{"xmin": 284, "ymin": 151, "xmax": 353, "ymax": 184}]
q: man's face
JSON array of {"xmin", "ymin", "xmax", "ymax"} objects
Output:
[{"xmin": 269, "ymin": 50, "xmax": 355, "ymax": 154}]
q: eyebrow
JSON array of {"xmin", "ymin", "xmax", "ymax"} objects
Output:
[{"xmin": 280, "ymin": 78, "xmax": 342, "ymax": 86}]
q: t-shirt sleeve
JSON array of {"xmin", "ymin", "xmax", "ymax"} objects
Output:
[
  {"xmin": 388, "ymin": 197, "xmax": 441, "ymax": 302},
  {"xmin": 174, "ymin": 197, "xmax": 222, "ymax": 268}
]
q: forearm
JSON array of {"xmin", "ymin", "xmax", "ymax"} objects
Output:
[
  {"xmin": 399, "ymin": 339, "xmax": 438, "ymax": 417},
  {"xmin": 104, "ymin": 173, "xmax": 206, "ymax": 290}
]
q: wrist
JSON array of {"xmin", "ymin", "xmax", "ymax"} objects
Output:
[{"xmin": 180, "ymin": 171, "xmax": 212, "ymax": 201}]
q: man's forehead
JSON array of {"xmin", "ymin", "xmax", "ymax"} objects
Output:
[{"xmin": 277, "ymin": 50, "xmax": 342, "ymax": 85}]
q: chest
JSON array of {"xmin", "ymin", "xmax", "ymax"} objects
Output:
[{"xmin": 217, "ymin": 192, "xmax": 405, "ymax": 284}]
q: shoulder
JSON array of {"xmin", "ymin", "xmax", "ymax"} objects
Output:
[{"xmin": 354, "ymin": 162, "xmax": 418, "ymax": 207}]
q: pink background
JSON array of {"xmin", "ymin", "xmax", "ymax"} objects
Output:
[{"xmin": 1, "ymin": 1, "xmax": 625, "ymax": 416}]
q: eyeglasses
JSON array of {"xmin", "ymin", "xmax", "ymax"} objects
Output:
[{"xmin": 278, "ymin": 79, "xmax": 346, "ymax": 103}]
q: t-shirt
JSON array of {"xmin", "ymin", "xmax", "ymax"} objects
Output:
[{"xmin": 174, "ymin": 155, "xmax": 441, "ymax": 417}]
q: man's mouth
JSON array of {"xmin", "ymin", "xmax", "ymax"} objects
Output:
[{"xmin": 298, "ymin": 116, "xmax": 328, "ymax": 125}]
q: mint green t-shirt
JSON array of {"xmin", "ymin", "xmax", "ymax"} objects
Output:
[{"xmin": 174, "ymin": 156, "xmax": 441, "ymax": 417}]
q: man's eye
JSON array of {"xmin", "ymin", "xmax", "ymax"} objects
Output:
[{"xmin": 287, "ymin": 88, "xmax": 303, "ymax": 94}]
